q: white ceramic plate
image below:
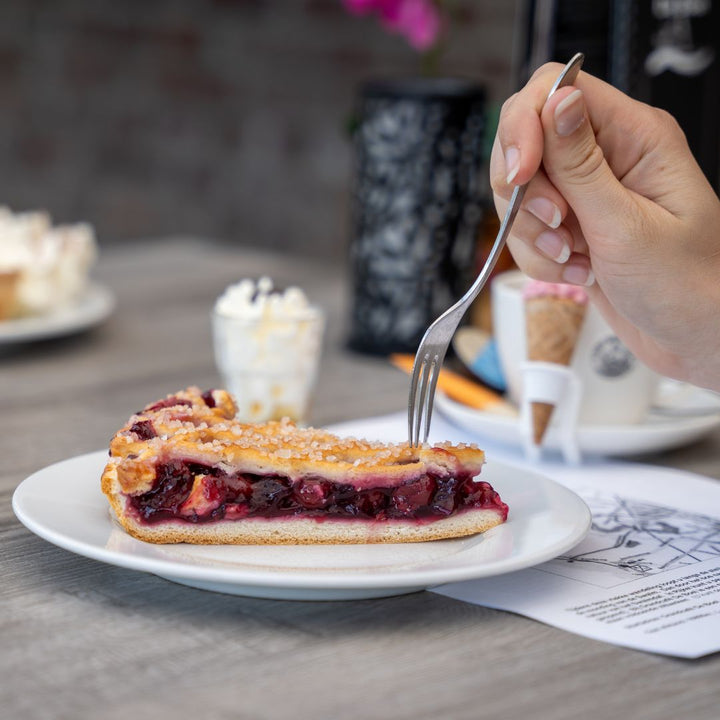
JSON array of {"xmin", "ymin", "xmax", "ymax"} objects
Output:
[
  {"xmin": 0, "ymin": 283, "xmax": 115, "ymax": 344},
  {"xmin": 12, "ymin": 451, "xmax": 590, "ymax": 601},
  {"xmin": 436, "ymin": 382, "xmax": 720, "ymax": 458}
]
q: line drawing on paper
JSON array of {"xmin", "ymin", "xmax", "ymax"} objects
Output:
[{"xmin": 537, "ymin": 491, "xmax": 720, "ymax": 588}]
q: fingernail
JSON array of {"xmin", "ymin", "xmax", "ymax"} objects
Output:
[
  {"xmin": 555, "ymin": 89, "xmax": 585, "ymax": 136},
  {"xmin": 562, "ymin": 263, "xmax": 595, "ymax": 287},
  {"xmin": 505, "ymin": 146, "xmax": 520, "ymax": 184},
  {"xmin": 534, "ymin": 230, "xmax": 571, "ymax": 263},
  {"xmin": 526, "ymin": 197, "xmax": 562, "ymax": 229}
]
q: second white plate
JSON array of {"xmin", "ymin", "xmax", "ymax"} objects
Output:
[
  {"xmin": 0, "ymin": 283, "xmax": 115, "ymax": 344},
  {"xmin": 12, "ymin": 450, "xmax": 590, "ymax": 601}
]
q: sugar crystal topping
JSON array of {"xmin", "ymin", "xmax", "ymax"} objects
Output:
[{"xmin": 110, "ymin": 387, "xmax": 484, "ymax": 475}]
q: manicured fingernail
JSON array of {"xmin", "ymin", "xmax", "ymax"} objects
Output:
[
  {"xmin": 534, "ymin": 230, "xmax": 571, "ymax": 263},
  {"xmin": 526, "ymin": 197, "xmax": 562, "ymax": 229},
  {"xmin": 562, "ymin": 263, "xmax": 595, "ymax": 287},
  {"xmin": 505, "ymin": 146, "xmax": 520, "ymax": 184},
  {"xmin": 555, "ymin": 89, "xmax": 585, "ymax": 136}
]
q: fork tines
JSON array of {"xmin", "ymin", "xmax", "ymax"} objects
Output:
[{"xmin": 408, "ymin": 351, "xmax": 442, "ymax": 448}]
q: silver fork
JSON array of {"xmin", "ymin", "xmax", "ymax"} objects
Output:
[{"xmin": 407, "ymin": 52, "xmax": 585, "ymax": 447}]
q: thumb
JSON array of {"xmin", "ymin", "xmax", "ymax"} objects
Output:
[{"xmin": 540, "ymin": 87, "xmax": 630, "ymax": 232}]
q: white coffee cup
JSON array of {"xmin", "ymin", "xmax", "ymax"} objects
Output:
[{"xmin": 491, "ymin": 270, "xmax": 659, "ymax": 427}]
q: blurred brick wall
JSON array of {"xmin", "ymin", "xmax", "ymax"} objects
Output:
[{"xmin": 0, "ymin": 0, "xmax": 517, "ymax": 258}]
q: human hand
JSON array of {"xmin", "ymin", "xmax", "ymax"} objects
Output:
[{"xmin": 490, "ymin": 63, "xmax": 720, "ymax": 391}]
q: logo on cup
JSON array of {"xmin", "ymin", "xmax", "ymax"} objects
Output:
[{"xmin": 591, "ymin": 336, "xmax": 635, "ymax": 378}]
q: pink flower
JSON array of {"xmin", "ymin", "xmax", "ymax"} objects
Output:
[
  {"xmin": 342, "ymin": 0, "xmax": 442, "ymax": 52},
  {"xmin": 394, "ymin": 0, "xmax": 441, "ymax": 51}
]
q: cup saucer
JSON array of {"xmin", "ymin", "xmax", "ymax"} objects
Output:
[{"xmin": 435, "ymin": 380, "xmax": 720, "ymax": 459}]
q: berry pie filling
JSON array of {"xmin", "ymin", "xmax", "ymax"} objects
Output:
[
  {"xmin": 102, "ymin": 387, "xmax": 509, "ymax": 543},
  {"xmin": 126, "ymin": 459, "xmax": 508, "ymax": 525}
]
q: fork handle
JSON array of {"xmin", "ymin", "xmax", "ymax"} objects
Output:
[
  {"xmin": 455, "ymin": 52, "xmax": 585, "ymax": 313},
  {"xmin": 463, "ymin": 184, "xmax": 527, "ymax": 308}
]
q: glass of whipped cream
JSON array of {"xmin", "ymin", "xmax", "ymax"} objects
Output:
[{"xmin": 212, "ymin": 277, "xmax": 325, "ymax": 424}]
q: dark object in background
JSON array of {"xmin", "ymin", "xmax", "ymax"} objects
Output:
[
  {"xmin": 347, "ymin": 79, "xmax": 486, "ymax": 355},
  {"xmin": 516, "ymin": 0, "xmax": 719, "ymax": 191}
]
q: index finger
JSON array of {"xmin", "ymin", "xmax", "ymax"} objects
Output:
[
  {"xmin": 498, "ymin": 62, "xmax": 659, "ymax": 184},
  {"xmin": 496, "ymin": 62, "xmax": 569, "ymax": 186}
]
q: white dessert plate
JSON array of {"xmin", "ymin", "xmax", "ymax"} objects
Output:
[
  {"xmin": 436, "ymin": 381, "xmax": 720, "ymax": 458},
  {"xmin": 12, "ymin": 450, "xmax": 590, "ymax": 601},
  {"xmin": 0, "ymin": 283, "xmax": 115, "ymax": 344}
]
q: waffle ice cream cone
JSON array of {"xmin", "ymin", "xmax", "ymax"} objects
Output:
[{"xmin": 524, "ymin": 281, "xmax": 588, "ymax": 445}]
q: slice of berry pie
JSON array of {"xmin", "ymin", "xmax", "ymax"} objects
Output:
[{"xmin": 101, "ymin": 387, "xmax": 508, "ymax": 544}]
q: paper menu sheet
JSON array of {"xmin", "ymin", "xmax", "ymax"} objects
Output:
[
  {"xmin": 329, "ymin": 412, "xmax": 720, "ymax": 658},
  {"xmin": 434, "ymin": 562, "xmax": 720, "ymax": 659},
  {"xmin": 433, "ymin": 451, "xmax": 720, "ymax": 658},
  {"xmin": 433, "ymin": 477, "xmax": 720, "ymax": 658}
]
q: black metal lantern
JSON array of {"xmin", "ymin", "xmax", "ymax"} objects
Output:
[{"xmin": 347, "ymin": 77, "xmax": 486, "ymax": 354}]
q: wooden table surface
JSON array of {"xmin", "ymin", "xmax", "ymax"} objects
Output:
[{"xmin": 3, "ymin": 239, "xmax": 719, "ymax": 720}]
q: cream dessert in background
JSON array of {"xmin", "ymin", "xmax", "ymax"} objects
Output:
[
  {"xmin": 212, "ymin": 277, "xmax": 324, "ymax": 423},
  {"xmin": 0, "ymin": 207, "xmax": 97, "ymax": 320}
]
